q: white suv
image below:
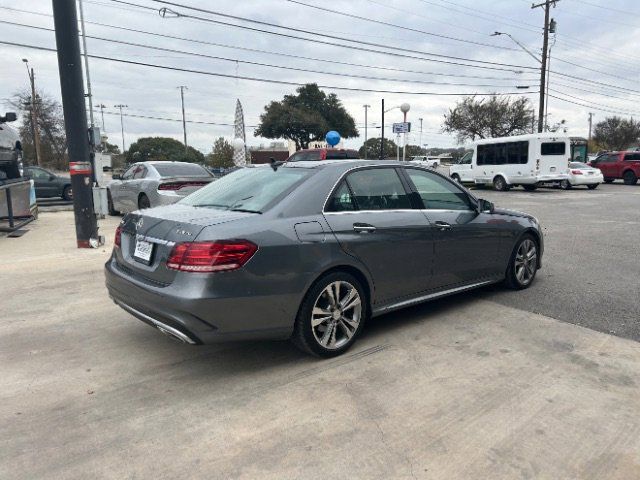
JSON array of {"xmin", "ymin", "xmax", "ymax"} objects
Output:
[{"xmin": 449, "ymin": 152, "xmax": 473, "ymax": 183}]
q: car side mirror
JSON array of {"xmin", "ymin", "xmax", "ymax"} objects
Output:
[
  {"xmin": 478, "ymin": 198, "xmax": 494, "ymax": 213},
  {"xmin": 112, "ymin": 173, "xmax": 122, "ymax": 180}
]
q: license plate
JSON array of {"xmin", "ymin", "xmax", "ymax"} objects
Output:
[{"xmin": 134, "ymin": 238, "xmax": 154, "ymax": 263}]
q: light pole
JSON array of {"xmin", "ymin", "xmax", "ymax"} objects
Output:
[
  {"xmin": 22, "ymin": 58, "xmax": 42, "ymax": 166},
  {"xmin": 114, "ymin": 104, "xmax": 128, "ymax": 153},
  {"xmin": 97, "ymin": 104, "xmax": 106, "ymax": 132},
  {"xmin": 178, "ymin": 86, "xmax": 188, "ymax": 151},
  {"xmin": 363, "ymin": 104, "xmax": 370, "ymax": 159},
  {"xmin": 383, "ymin": 102, "xmax": 410, "ymax": 160},
  {"xmin": 400, "ymin": 103, "xmax": 410, "ymax": 161},
  {"xmin": 419, "ymin": 117, "xmax": 423, "ymax": 154}
]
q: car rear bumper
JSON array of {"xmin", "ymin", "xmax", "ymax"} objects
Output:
[
  {"xmin": 570, "ymin": 174, "xmax": 603, "ymax": 185},
  {"xmin": 105, "ymin": 256, "xmax": 297, "ymax": 344}
]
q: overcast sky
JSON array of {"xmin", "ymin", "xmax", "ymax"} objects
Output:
[{"xmin": 2, "ymin": 0, "xmax": 639, "ymax": 153}]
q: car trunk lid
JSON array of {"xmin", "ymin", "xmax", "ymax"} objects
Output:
[{"xmin": 116, "ymin": 204, "xmax": 253, "ymax": 284}]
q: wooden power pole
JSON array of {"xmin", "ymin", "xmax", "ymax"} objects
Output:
[{"xmin": 532, "ymin": 0, "xmax": 559, "ymax": 134}]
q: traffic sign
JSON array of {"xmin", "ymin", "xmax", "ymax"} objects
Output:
[{"xmin": 392, "ymin": 122, "xmax": 411, "ymax": 133}]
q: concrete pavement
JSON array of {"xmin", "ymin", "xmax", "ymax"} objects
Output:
[{"xmin": 1, "ymin": 210, "xmax": 640, "ymax": 479}]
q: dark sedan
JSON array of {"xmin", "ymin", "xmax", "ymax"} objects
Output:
[
  {"xmin": 24, "ymin": 166, "xmax": 72, "ymax": 200},
  {"xmin": 105, "ymin": 160, "xmax": 543, "ymax": 357}
]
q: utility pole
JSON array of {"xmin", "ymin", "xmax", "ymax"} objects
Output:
[
  {"xmin": 78, "ymin": 0, "xmax": 96, "ymax": 184},
  {"xmin": 532, "ymin": 0, "xmax": 559, "ymax": 133},
  {"xmin": 380, "ymin": 98, "xmax": 385, "ymax": 160},
  {"xmin": 363, "ymin": 104, "xmax": 370, "ymax": 159},
  {"xmin": 114, "ymin": 104, "xmax": 128, "ymax": 153},
  {"xmin": 588, "ymin": 112, "xmax": 594, "ymax": 143},
  {"xmin": 544, "ymin": 19, "xmax": 557, "ymax": 132},
  {"xmin": 52, "ymin": 0, "xmax": 99, "ymax": 248},
  {"xmin": 178, "ymin": 86, "xmax": 188, "ymax": 151},
  {"xmin": 97, "ymin": 103, "xmax": 106, "ymax": 132},
  {"xmin": 22, "ymin": 59, "xmax": 42, "ymax": 166},
  {"xmin": 419, "ymin": 117, "xmax": 423, "ymax": 154}
]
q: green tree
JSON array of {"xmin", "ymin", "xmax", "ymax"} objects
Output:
[
  {"xmin": 592, "ymin": 116, "xmax": 640, "ymax": 151},
  {"xmin": 358, "ymin": 137, "xmax": 398, "ymax": 159},
  {"xmin": 206, "ymin": 137, "xmax": 235, "ymax": 168},
  {"xmin": 256, "ymin": 83, "xmax": 358, "ymax": 150},
  {"xmin": 125, "ymin": 137, "xmax": 204, "ymax": 164},
  {"xmin": 442, "ymin": 94, "xmax": 534, "ymax": 143},
  {"xmin": 9, "ymin": 89, "xmax": 67, "ymax": 169}
]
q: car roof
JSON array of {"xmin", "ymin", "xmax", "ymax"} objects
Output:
[{"xmin": 282, "ymin": 159, "xmax": 404, "ymax": 170}]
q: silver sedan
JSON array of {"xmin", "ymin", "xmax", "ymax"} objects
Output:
[{"xmin": 107, "ymin": 161, "xmax": 214, "ymax": 214}]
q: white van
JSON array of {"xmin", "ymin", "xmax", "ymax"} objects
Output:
[
  {"xmin": 448, "ymin": 151, "xmax": 473, "ymax": 183},
  {"xmin": 471, "ymin": 133, "xmax": 570, "ymax": 191}
]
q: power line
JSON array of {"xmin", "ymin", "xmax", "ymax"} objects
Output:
[
  {"xmin": 284, "ymin": 0, "xmax": 516, "ymax": 51},
  {"xmin": 0, "ymin": 39, "xmax": 541, "ymax": 97},
  {"xmin": 108, "ymin": 0, "xmax": 538, "ymax": 73},
  {"xmin": 549, "ymin": 89, "xmax": 640, "ymax": 116},
  {"xmin": 0, "ymin": 20, "xmax": 536, "ymax": 90},
  {"xmin": 0, "ymin": 6, "xmax": 537, "ymax": 82}
]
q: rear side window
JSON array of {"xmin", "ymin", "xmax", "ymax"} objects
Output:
[
  {"xmin": 477, "ymin": 141, "xmax": 528, "ymax": 165},
  {"xmin": 326, "ymin": 181, "xmax": 356, "ymax": 212},
  {"xmin": 541, "ymin": 142, "xmax": 566, "ymax": 156},
  {"xmin": 624, "ymin": 153, "xmax": 640, "ymax": 161},
  {"xmin": 133, "ymin": 166, "xmax": 147, "ymax": 179},
  {"xmin": 343, "ymin": 168, "xmax": 411, "ymax": 211},
  {"xmin": 405, "ymin": 169, "xmax": 472, "ymax": 211},
  {"xmin": 154, "ymin": 163, "xmax": 210, "ymax": 177}
]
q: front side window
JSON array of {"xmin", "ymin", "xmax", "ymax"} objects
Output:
[
  {"xmin": 182, "ymin": 166, "xmax": 312, "ymax": 213},
  {"xmin": 541, "ymin": 142, "xmax": 566, "ymax": 156},
  {"xmin": 27, "ymin": 168, "xmax": 48, "ymax": 180},
  {"xmin": 133, "ymin": 166, "xmax": 147, "ymax": 179},
  {"xmin": 405, "ymin": 169, "xmax": 473, "ymax": 211},
  {"xmin": 122, "ymin": 165, "xmax": 137, "ymax": 180},
  {"xmin": 345, "ymin": 168, "xmax": 411, "ymax": 211}
]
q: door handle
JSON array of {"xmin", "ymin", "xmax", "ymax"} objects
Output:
[
  {"xmin": 434, "ymin": 221, "xmax": 451, "ymax": 231},
  {"xmin": 353, "ymin": 223, "xmax": 376, "ymax": 233}
]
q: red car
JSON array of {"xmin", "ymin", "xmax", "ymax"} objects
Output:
[
  {"xmin": 589, "ymin": 151, "xmax": 640, "ymax": 185},
  {"xmin": 287, "ymin": 148, "xmax": 360, "ymax": 162}
]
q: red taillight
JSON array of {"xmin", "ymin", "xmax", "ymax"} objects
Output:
[
  {"xmin": 571, "ymin": 169, "xmax": 583, "ymax": 175},
  {"xmin": 166, "ymin": 240, "xmax": 258, "ymax": 273},
  {"xmin": 114, "ymin": 225, "xmax": 122, "ymax": 248},
  {"xmin": 158, "ymin": 181, "xmax": 208, "ymax": 191}
]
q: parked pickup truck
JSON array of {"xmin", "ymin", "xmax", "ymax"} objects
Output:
[{"xmin": 589, "ymin": 151, "xmax": 640, "ymax": 185}]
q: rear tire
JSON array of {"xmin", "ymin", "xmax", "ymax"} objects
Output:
[
  {"xmin": 523, "ymin": 184, "xmax": 537, "ymax": 191},
  {"xmin": 603, "ymin": 178, "xmax": 614, "ymax": 184},
  {"xmin": 292, "ymin": 272, "xmax": 367, "ymax": 358},
  {"xmin": 493, "ymin": 176, "xmax": 510, "ymax": 191},
  {"xmin": 62, "ymin": 185, "xmax": 73, "ymax": 201},
  {"xmin": 560, "ymin": 179, "xmax": 571, "ymax": 190},
  {"xmin": 587, "ymin": 183, "xmax": 599, "ymax": 190},
  {"xmin": 623, "ymin": 170, "xmax": 638, "ymax": 185},
  {"xmin": 504, "ymin": 234, "xmax": 539, "ymax": 290},
  {"xmin": 138, "ymin": 193, "xmax": 151, "ymax": 210},
  {"xmin": 107, "ymin": 190, "xmax": 120, "ymax": 216}
]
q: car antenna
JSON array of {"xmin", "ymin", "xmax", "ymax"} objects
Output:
[{"xmin": 270, "ymin": 157, "xmax": 284, "ymax": 171}]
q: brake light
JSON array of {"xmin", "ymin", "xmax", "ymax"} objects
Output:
[
  {"xmin": 166, "ymin": 240, "xmax": 258, "ymax": 272},
  {"xmin": 571, "ymin": 169, "xmax": 583, "ymax": 175},
  {"xmin": 158, "ymin": 181, "xmax": 208, "ymax": 191},
  {"xmin": 114, "ymin": 225, "xmax": 122, "ymax": 248}
]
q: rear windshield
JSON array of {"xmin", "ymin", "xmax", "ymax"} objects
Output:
[
  {"xmin": 569, "ymin": 162, "xmax": 590, "ymax": 169},
  {"xmin": 181, "ymin": 166, "xmax": 312, "ymax": 213},
  {"xmin": 541, "ymin": 142, "xmax": 566, "ymax": 156},
  {"xmin": 325, "ymin": 150, "xmax": 360, "ymax": 160},
  {"xmin": 154, "ymin": 163, "xmax": 210, "ymax": 177}
]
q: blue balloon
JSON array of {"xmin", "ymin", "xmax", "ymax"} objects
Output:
[{"xmin": 325, "ymin": 130, "xmax": 341, "ymax": 147}]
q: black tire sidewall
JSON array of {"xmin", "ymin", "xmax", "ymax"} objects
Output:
[
  {"xmin": 623, "ymin": 171, "xmax": 637, "ymax": 185},
  {"xmin": 62, "ymin": 185, "xmax": 72, "ymax": 201},
  {"xmin": 293, "ymin": 272, "xmax": 368, "ymax": 358},
  {"xmin": 138, "ymin": 194, "xmax": 150, "ymax": 209},
  {"xmin": 505, "ymin": 234, "xmax": 538, "ymax": 290}
]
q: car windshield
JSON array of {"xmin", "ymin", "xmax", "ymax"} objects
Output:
[
  {"xmin": 153, "ymin": 163, "xmax": 210, "ymax": 177},
  {"xmin": 570, "ymin": 162, "xmax": 590, "ymax": 169},
  {"xmin": 181, "ymin": 166, "xmax": 312, "ymax": 213}
]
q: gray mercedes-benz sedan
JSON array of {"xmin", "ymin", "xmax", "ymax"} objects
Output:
[{"xmin": 105, "ymin": 160, "xmax": 543, "ymax": 357}]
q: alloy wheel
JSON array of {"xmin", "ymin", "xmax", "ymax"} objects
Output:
[
  {"xmin": 311, "ymin": 281, "xmax": 362, "ymax": 350},
  {"xmin": 514, "ymin": 239, "xmax": 537, "ymax": 286}
]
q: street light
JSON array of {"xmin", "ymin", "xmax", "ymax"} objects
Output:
[{"xmin": 363, "ymin": 104, "xmax": 370, "ymax": 159}]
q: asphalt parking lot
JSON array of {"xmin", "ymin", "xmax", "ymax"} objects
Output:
[{"xmin": 1, "ymin": 182, "xmax": 639, "ymax": 479}]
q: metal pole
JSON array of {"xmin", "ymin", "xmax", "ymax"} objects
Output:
[
  {"xmin": 52, "ymin": 0, "xmax": 99, "ymax": 248},
  {"xmin": 419, "ymin": 117, "xmax": 423, "ymax": 154},
  {"xmin": 98, "ymin": 104, "xmax": 106, "ymax": 132},
  {"xmin": 363, "ymin": 104, "xmax": 370, "ymax": 159},
  {"xmin": 532, "ymin": 0, "xmax": 557, "ymax": 133},
  {"xmin": 588, "ymin": 112, "xmax": 593, "ymax": 143},
  {"xmin": 396, "ymin": 134, "xmax": 400, "ymax": 161},
  {"xmin": 77, "ymin": 0, "xmax": 97, "ymax": 184},
  {"xmin": 178, "ymin": 85, "xmax": 188, "ymax": 151},
  {"xmin": 544, "ymin": 38, "xmax": 555, "ymax": 131},
  {"xmin": 380, "ymin": 98, "xmax": 385, "ymax": 160},
  {"xmin": 402, "ymin": 111, "xmax": 407, "ymax": 162},
  {"xmin": 115, "ymin": 104, "xmax": 127, "ymax": 153}
]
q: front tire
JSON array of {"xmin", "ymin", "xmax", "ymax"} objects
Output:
[
  {"xmin": 292, "ymin": 272, "xmax": 367, "ymax": 358},
  {"xmin": 587, "ymin": 183, "xmax": 599, "ymax": 190},
  {"xmin": 451, "ymin": 173, "xmax": 461, "ymax": 183},
  {"xmin": 504, "ymin": 235, "xmax": 539, "ymax": 290},
  {"xmin": 107, "ymin": 190, "xmax": 120, "ymax": 216},
  {"xmin": 560, "ymin": 179, "xmax": 571, "ymax": 190},
  {"xmin": 493, "ymin": 176, "xmax": 510, "ymax": 191},
  {"xmin": 623, "ymin": 170, "xmax": 638, "ymax": 185}
]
